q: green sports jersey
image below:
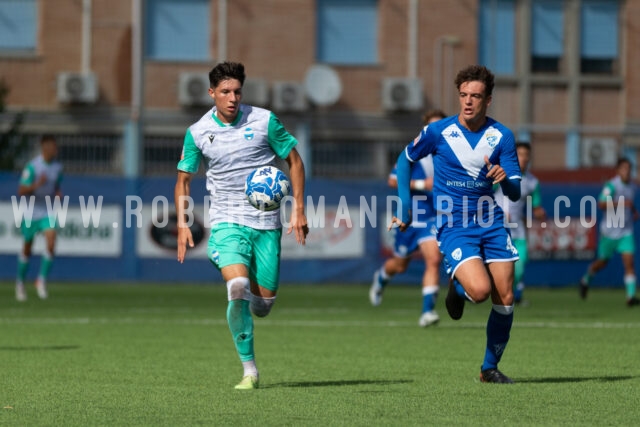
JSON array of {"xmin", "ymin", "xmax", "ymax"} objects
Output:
[
  {"xmin": 495, "ymin": 171, "xmax": 541, "ymax": 239},
  {"xmin": 19, "ymin": 155, "xmax": 63, "ymax": 221},
  {"xmin": 598, "ymin": 175, "xmax": 635, "ymax": 239},
  {"xmin": 177, "ymin": 105, "xmax": 298, "ymax": 230}
]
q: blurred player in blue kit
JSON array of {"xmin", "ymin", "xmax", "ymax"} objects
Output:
[
  {"xmin": 16, "ymin": 134, "xmax": 63, "ymax": 302},
  {"xmin": 370, "ymin": 109, "xmax": 446, "ymax": 327},
  {"xmin": 174, "ymin": 62, "xmax": 309, "ymax": 390},
  {"xmin": 390, "ymin": 65, "xmax": 522, "ymax": 383},
  {"xmin": 580, "ymin": 157, "xmax": 639, "ymax": 306},
  {"xmin": 494, "ymin": 142, "xmax": 546, "ymax": 305}
]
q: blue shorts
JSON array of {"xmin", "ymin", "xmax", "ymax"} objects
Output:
[
  {"xmin": 438, "ymin": 221, "xmax": 519, "ymax": 277},
  {"xmin": 393, "ymin": 218, "xmax": 437, "ymax": 258}
]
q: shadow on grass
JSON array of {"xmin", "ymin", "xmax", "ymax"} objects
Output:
[
  {"xmin": 0, "ymin": 345, "xmax": 79, "ymax": 351},
  {"xmin": 516, "ymin": 375, "xmax": 635, "ymax": 384},
  {"xmin": 264, "ymin": 379, "xmax": 412, "ymax": 389}
]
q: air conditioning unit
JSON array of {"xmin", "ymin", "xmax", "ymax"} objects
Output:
[
  {"xmin": 272, "ymin": 81, "xmax": 307, "ymax": 113},
  {"xmin": 581, "ymin": 137, "xmax": 618, "ymax": 167},
  {"xmin": 57, "ymin": 72, "xmax": 98, "ymax": 104},
  {"xmin": 382, "ymin": 78, "xmax": 423, "ymax": 112},
  {"xmin": 178, "ymin": 73, "xmax": 212, "ymax": 107},
  {"xmin": 242, "ymin": 78, "xmax": 269, "ymax": 107}
]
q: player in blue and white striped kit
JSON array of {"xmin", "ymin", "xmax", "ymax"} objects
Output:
[{"xmin": 390, "ymin": 65, "xmax": 521, "ymax": 383}]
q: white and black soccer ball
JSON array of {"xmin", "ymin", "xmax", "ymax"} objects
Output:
[{"xmin": 244, "ymin": 166, "xmax": 291, "ymax": 211}]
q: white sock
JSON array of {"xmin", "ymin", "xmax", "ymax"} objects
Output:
[{"xmin": 242, "ymin": 360, "xmax": 258, "ymax": 378}]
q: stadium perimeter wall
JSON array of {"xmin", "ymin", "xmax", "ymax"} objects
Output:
[{"xmin": 0, "ymin": 173, "xmax": 636, "ymax": 288}]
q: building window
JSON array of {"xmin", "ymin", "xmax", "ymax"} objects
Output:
[
  {"xmin": 580, "ymin": 0, "xmax": 619, "ymax": 74},
  {"xmin": 531, "ymin": 0, "xmax": 564, "ymax": 73},
  {"xmin": 478, "ymin": 0, "xmax": 516, "ymax": 75},
  {"xmin": 145, "ymin": 0, "xmax": 210, "ymax": 61},
  {"xmin": 316, "ymin": 0, "xmax": 378, "ymax": 65},
  {"xmin": 0, "ymin": 0, "xmax": 37, "ymax": 52}
]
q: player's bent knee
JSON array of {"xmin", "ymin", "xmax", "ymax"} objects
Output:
[
  {"xmin": 227, "ymin": 277, "xmax": 250, "ymax": 301},
  {"xmin": 250, "ymin": 295, "xmax": 276, "ymax": 317},
  {"xmin": 467, "ymin": 287, "xmax": 491, "ymax": 303}
]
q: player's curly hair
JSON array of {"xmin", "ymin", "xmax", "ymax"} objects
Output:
[
  {"xmin": 454, "ymin": 65, "xmax": 495, "ymax": 97},
  {"xmin": 209, "ymin": 61, "xmax": 246, "ymax": 88}
]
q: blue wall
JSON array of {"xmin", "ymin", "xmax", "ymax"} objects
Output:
[{"xmin": 1, "ymin": 173, "xmax": 636, "ymax": 288}]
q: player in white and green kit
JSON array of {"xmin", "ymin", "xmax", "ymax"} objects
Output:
[
  {"xmin": 580, "ymin": 158, "xmax": 639, "ymax": 306},
  {"xmin": 494, "ymin": 142, "xmax": 545, "ymax": 305},
  {"xmin": 16, "ymin": 134, "xmax": 63, "ymax": 301},
  {"xmin": 175, "ymin": 62, "xmax": 309, "ymax": 390}
]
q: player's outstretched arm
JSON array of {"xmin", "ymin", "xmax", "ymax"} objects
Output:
[
  {"xmin": 285, "ymin": 148, "xmax": 309, "ymax": 245},
  {"xmin": 174, "ymin": 171, "xmax": 194, "ymax": 263},
  {"xmin": 390, "ymin": 150, "xmax": 412, "ymax": 231}
]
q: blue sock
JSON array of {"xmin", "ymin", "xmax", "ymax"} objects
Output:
[
  {"xmin": 481, "ymin": 305, "xmax": 514, "ymax": 371},
  {"xmin": 421, "ymin": 286, "xmax": 438, "ymax": 313}
]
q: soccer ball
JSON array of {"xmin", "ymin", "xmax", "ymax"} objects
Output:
[{"xmin": 244, "ymin": 165, "xmax": 291, "ymax": 211}]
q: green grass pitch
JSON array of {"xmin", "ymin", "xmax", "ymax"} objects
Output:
[{"xmin": 1, "ymin": 282, "xmax": 639, "ymax": 426}]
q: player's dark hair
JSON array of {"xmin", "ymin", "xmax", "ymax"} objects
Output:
[
  {"xmin": 209, "ymin": 61, "xmax": 246, "ymax": 88},
  {"xmin": 516, "ymin": 141, "xmax": 531, "ymax": 151},
  {"xmin": 422, "ymin": 109, "xmax": 447, "ymax": 125},
  {"xmin": 40, "ymin": 134, "xmax": 56, "ymax": 144},
  {"xmin": 455, "ymin": 65, "xmax": 495, "ymax": 97},
  {"xmin": 617, "ymin": 157, "xmax": 631, "ymax": 168}
]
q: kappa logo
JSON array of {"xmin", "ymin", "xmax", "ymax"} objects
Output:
[
  {"xmin": 451, "ymin": 248, "xmax": 462, "ymax": 261},
  {"xmin": 244, "ymin": 127, "xmax": 254, "ymax": 141},
  {"xmin": 208, "ymin": 134, "xmax": 215, "ymax": 143},
  {"xmin": 449, "ymin": 131, "xmax": 460, "ymax": 138}
]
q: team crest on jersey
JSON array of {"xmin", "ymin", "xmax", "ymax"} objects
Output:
[
  {"xmin": 484, "ymin": 129, "xmax": 502, "ymax": 148},
  {"xmin": 244, "ymin": 127, "xmax": 254, "ymax": 141},
  {"xmin": 451, "ymin": 248, "xmax": 462, "ymax": 261}
]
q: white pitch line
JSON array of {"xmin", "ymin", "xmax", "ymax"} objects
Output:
[{"xmin": 1, "ymin": 317, "xmax": 640, "ymax": 329}]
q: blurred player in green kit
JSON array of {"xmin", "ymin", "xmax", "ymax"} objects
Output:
[{"xmin": 16, "ymin": 134, "xmax": 63, "ymax": 301}]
